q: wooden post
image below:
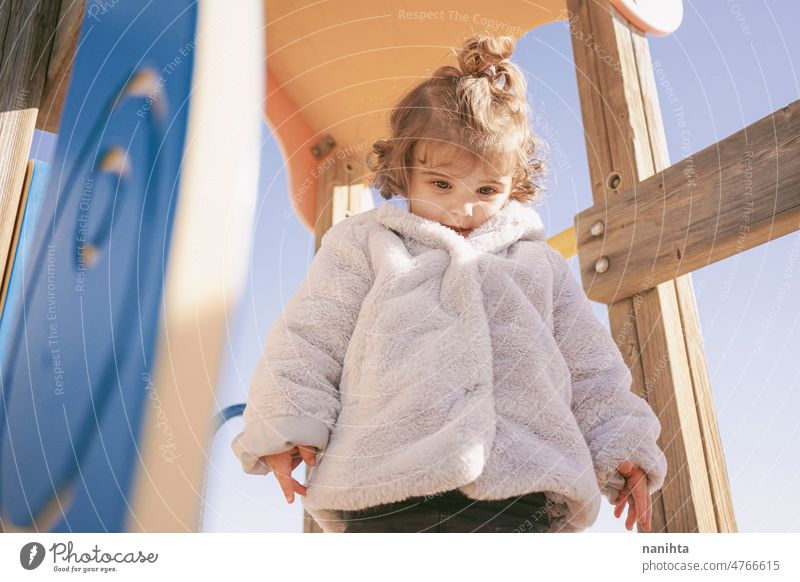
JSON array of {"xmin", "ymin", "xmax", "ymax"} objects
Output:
[
  {"xmin": 0, "ymin": 1, "xmax": 63, "ymax": 290},
  {"xmin": 312, "ymin": 152, "xmax": 373, "ymax": 252},
  {"xmin": 0, "ymin": 0, "xmax": 84, "ymax": 320},
  {"xmin": 565, "ymin": 0, "xmax": 736, "ymax": 532}
]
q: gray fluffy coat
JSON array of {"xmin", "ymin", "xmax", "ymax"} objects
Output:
[{"xmin": 231, "ymin": 198, "xmax": 668, "ymax": 532}]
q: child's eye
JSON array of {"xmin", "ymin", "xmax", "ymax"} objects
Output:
[{"xmin": 430, "ymin": 181, "xmax": 497, "ymax": 195}]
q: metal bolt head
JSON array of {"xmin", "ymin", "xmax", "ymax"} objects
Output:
[
  {"xmin": 590, "ymin": 219, "xmax": 605, "ymax": 237},
  {"xmin": 605, "ymin": 171, "xmax": 622, "ymax": 191},
  {"xmin": 594, "ymin": 256, "xmax": 610, "ymax": 274}
]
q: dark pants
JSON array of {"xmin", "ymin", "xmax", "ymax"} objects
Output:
[{"xmin": 339, "ymin": 488, "xmax": 552, "ymax": 533}]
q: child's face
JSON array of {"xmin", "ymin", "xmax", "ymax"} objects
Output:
[{"xmin": 406, "ymin": 147, "xmax": 513, "ymax": 230}]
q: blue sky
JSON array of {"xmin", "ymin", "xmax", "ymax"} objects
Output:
[{"xmin": 193, "ymin": 2, "xmax": 800, "ymax": 533}]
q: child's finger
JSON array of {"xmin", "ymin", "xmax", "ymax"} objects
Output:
[
  {"xmin": 271, "ymin": 456, "xmax": 298, "ymax": 502},
  {"xmin": 616, "ymin": 495, "xmax": 633, "ymax": 525},
  {"xmin": 292, "ymin": 478, "xmax": 308, "ymax": 498},
  {"xmin": 615, "ymin": 486, "xmax": 631, "ymax": 517},
  {"xmin": 269, "ymin": 450, "xmax": 308, "ymax": 501},
  {"xmin": 614, "ymin": 495, "xmax": 626, "ymax": 518},
  {"xmin": 278, "ymin": 475, "xmax": 308, "ymax": 502},
  {"xmin": 626, "ymin": 497, "xmax": 637, "ymax": 530},
  {"xmin": 614, "ymin": 483, "xmax": 630, "ymax": 505},
  {"xmin": 296, "ymin": 444, "xmax": 318, "ymax": 467},
  {"xmin": 614, "ymin": 483, "xmax": 631, "ymax": 515},
  {"xmin": 633, "ymin": 481, "xmax": 653, "ymax": 531},
  {"xmin": 631, "ymin": 482, "xmax": 648, "ymax": 529},
  {"xmin": 618, "ymin": 461, "xmax": 633, "ymax": 474},
  {"xmin": 639, "ymin": 489, "xmax": 649, "ymax": 530},
  {"xmin": 642, "ymin": 474, "xmax": 653, "ymax": 531}
]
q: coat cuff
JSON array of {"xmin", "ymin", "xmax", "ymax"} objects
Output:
[
  {"xmin": 594, "ymin": 440, "xmax": 669, "ymax": 504},
  {"xmin": 230, "ymin": 415, "xmax": 332, "ymax": 475},
  {"xmin": 600, "ymin": 470, "xmax": 627, "ymax": 504}
]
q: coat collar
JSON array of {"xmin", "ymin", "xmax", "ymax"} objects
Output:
[{"xmin": 373, "ymin": 198, "xmax": 547, "ymax": 255}]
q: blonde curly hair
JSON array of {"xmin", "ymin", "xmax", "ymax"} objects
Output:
[{"xmin": 367, "ymin": 33, "xmax": 547, "ymax": 205}]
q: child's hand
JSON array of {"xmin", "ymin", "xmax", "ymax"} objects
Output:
[
  {"xmin": 260, "ymin": 444, "xmax": 318, "ymax": 504},
  {"xmin": 613, "ymin": 460, "xmax": 652, "ymax": 532}
]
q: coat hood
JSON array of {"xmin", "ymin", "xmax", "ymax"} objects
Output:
[{"xmin": 372, "ymin": 198, "xmax": 547, "ymax": 255}]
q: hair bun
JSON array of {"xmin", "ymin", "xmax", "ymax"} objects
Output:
[{"xmin": 457, "ymin": 33, "xmax": 515, "ymax": 79}]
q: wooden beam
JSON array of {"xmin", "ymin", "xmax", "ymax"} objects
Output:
[
  {"xmin": 577, "ymin": 99, "xmax": 800, "ymax": 304},
  {"xmin": 566, "ymin": 0, "xmax": 736, "ymax": 532}
]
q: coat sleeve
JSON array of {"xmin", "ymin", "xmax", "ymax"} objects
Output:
[
  {"xmin": 230, "ymin": 219, "xmax": 373, "ymax": 475},
  {"xmin": 546, "ymin": 247, "xmax": 668, "ymax": 504}
]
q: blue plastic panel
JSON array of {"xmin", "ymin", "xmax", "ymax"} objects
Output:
[{"xmin": 0, "ymin": 1, "xmax": 198, "ymax": 532}]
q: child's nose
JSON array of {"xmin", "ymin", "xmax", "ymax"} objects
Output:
[
  {"xmin": 452, "ymin": 197, "xmax": 477, "ymax": 218},
  {"xmin": 450, "ymin": 208, "xmax": 474, "ymax": 223}
]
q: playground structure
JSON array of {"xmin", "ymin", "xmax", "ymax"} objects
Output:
[{"xmin": 1, "ymin": 0, "xmax": 797, "ymax": 533}]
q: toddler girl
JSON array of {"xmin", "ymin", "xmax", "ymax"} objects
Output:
[{"xmin": 231, "ymin": 33, "xmax": 667, "ymax": 533}]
